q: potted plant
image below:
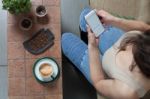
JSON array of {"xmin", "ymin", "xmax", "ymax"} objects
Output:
[{"xmin": 2, "ymin": 0, "xmax": 32, "ymax": 14}]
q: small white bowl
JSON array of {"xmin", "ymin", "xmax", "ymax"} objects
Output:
[{"xmin": 35, "ymin": 5, "xmax": 47, "ymax": 18}]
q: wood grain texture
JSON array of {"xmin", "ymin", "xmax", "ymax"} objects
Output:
[
  {"xmin": 138, "ymin": 0, "xmax": 150, "ymax": 24},
  {"xmin": 90, "ymin": 0, "xmax": 141, "ymax": 18}
]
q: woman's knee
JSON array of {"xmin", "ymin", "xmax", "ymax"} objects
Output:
[
  {"xmin": 62, "ymin": 33, "xmax": 73, "ymax": 42},
  {"xmin": 61, "ymin": 33, "xmax": 78, "ymax": 54},
  {"xmin": 62, "ymin": 33, "xmax": 73, "ymax": 49}
]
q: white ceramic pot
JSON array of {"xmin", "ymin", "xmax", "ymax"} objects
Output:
[{"xmin": 35, "ymin": 5, "xmax": 47, "ymax": 18}]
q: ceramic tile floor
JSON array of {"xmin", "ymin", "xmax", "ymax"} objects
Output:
[
  {"xmin": 0, "ymin": 0, "xmax": 92, "ymax": 99},
  {"xmin": 7, "ymin": 0, "xmax": 62, "ymax": 99}
]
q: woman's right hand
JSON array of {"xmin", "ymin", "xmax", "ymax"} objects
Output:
[{"xmin": 96, "ymin": 10, "xmax": 118, "ymax": 25}]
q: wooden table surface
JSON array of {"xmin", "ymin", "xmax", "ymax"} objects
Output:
[{"xmin": 7, "ymin": 0, "xmax": 62, "ymax": 99}]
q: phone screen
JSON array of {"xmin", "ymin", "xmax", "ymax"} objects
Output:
[{"xmin": 85, "ymin": 10, "xmax": 104, "ymax": 37}]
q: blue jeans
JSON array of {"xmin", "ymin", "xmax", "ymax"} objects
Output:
[{"xmin": 61, "ymin": 8, "xmax": 124, "ymax": 83}]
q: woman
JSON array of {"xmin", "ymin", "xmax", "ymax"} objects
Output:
[{"xmin": 61, "ymin": 8, "xmax": 150, "ymax": 99}]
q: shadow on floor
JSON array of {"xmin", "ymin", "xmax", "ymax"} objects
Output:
[{"xmin": 62, "ymin": 55, "xmax": 97, "ymax": 99}]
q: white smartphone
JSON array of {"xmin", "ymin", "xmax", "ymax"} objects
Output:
[{"xmin": 85, "ymin": 9, "xmax": 105, "ymax": 37}]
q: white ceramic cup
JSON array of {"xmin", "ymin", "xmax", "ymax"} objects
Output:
[{"xmin": 39, "ymin": 63, "xmax": 54, "ymax": 81}]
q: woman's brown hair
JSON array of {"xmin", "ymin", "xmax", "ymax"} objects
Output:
[{"xmin": 119, "ymin": 29, "xmax": 150, "ymax": 78}]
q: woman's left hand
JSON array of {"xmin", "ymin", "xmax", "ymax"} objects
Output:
[{"xmin": 87, "ymin": 25, "xmax": 99, "ymax": 47}]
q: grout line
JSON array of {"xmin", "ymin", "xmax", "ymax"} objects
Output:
[{"xmin": 0, "ymin": 65, "xmax": 8, "ymax": 67}]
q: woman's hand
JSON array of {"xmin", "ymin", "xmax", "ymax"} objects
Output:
[
  {"xmin": 97, "ymin": 10, "xmax": 150, "ymax": 32},
  {"xmin": 96, "ymin": 10, "xmax": 118, "ymax": 25},
  {"xmin": 87, "ymin": 25, "xmax": 99, "ymax": 47}
]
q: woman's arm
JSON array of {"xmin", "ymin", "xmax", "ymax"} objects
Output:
[
  {"xmin": 87, "ymin": 26, "xmax": 104, "ymax": 85},
  {"xmin": 111, "ymin": 18, "xmax": 150, "ymax": 32},
  {"xmin": 97, "ymin": 10, "xmax": 150, "ymax": 32},
  {"xmin": 95, "ymin": 79, "xmax": 139, "ymax": 99}
]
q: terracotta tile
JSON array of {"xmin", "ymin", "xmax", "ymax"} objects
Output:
[
  {"xmin": 49, "ymin": 41, "xmax": 61, "ymax": 58},
  {"xmin": 45, "ymin": 95, "xmax": 62, "ymax": 99},
  {"xmin": 25, "ymin": 23, "xmax": 48, "ymax": 36},
  {"xmin": 8, "ymin": 59, "xmax": 25, "ymax": 78},
  {"xmin": 55, "ymin": 58, "xmax": 62, "ymax": 76},
  {"xmin": 23, "ymin": 23, "xmax": 42, "ymax": 36},
  {"xmin": 26, "ymin": 77, "xmax": 45, "ymax": 95},
  {"xmin": 44, "ymin": 77, "xmax": 62, "ymax": 95},
  {"xmin": 7, "ymin": 7, "xmax": 36, "ymax": 24},
  {"xmin": 21, "ymin": 23, "xmax": 60, "ymax": 40},
  {"xmin": 46, "ymin": 6, "xmax": 60, "ymax": 24},
  {"xmin": 25, "ymin": 48, "xmax": 51, "ymax": 59},
  {"xmin": 8, "ymin": 7, "xmax": 61, "ymax": 41},
  {"xmin": 43, "ymin": 0, "xmax": 60, "ymax": 6},
  {"xmin": 9, "ymin": 96, "xmax": 26, "ymax": 99},
  {"xmin": 31, "ymin": 0, "xmax": 43, "ymax": 6},
  {"xmin": 55, "ymin": 58, "xmax": 62, "ymax": 67},
  {"xmin": 29, "ymin": 6, "xmax": 51, "ymax": 25},
  {"xmin": 9, "ymin": 78, "xmax": 26, "ymax": 96},
  {"xmin": 26, "ymin": 6, "xmax": 38, "ymax": 24},
  {"xmin": 50, "ymin": 24, "xmax": 61, "ymax": 41},
  {"xmin": 31, "ymin": 6, "xmax": 61, "ymax": 24},
  {"xmin": 8, "ymin": 42, "xmax": 25, "ymax": 60},
  {"xmin": 8, "ymin": 13, "xmax": 21, "ymax": 24},
  {"xmin": 25, "ymin": 40, "xmax": 61, "ymax": 59},
  {"xmin": 25, "ymin": 59, "xmax": 36, "ymax": 77},
  {"xmin": 25, "ymin": 96, "xmax": 45, "ymax": 99},
  {"xmin": 7, "ymin": 6, "xmax": 39, "ymax": 36},
  {"xmin": 29, "ymin": 6, "xmax": 46, "ymax": 24},
  {"xmin": 8, "ymin": 24, "xmax": 28, "ymax": 42},
  {"xmin": 31, "ymin": 24, "xmax": 61, "ymax": 41}
]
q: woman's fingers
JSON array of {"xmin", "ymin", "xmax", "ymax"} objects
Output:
[
  {"xmin": 96, "ymin": 39, "xmax": 99, "ymax": 45},
  {"xmin": 87, "ymin": 25, "xmax": 97, "ymax": 46},
  {"xmin": 87, "ymin": 25, "xmax": 94, "ymax": 39},
  {"xmin": 87, "ymin": 25, "xmax": 92, "ymax": 34},
  {"xmin": 96, "ymin": 9, "xmax": 117, "ymax": 25}
]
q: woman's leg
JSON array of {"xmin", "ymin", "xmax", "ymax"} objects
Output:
[
  {"xmin": 99, "ymin": 26, "xmax": 125, "ymax": 55},
  {"xmin": 79, "ymin": 7, "xmax": 92, "ymax": 44},
  {"xmin": 61, "ymin": 33, "xmax": 91, "ymax": 82},
  {"xmin": 79, "ymin": 7, "xmax": 92, "ymax": 32}
]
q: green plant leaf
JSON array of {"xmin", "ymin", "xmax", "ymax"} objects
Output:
[{"xmin": 2, "ymin": 0, "xmax": 31, "ymax": 14}]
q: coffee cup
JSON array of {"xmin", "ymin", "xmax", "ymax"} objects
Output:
[
  {"xmin": 39, "ymin": 63, "xmax": 53, "ymax": 81},
  {"xmin": 33, "ymin": 57, "xmax": 60, "ymax": 83}
]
